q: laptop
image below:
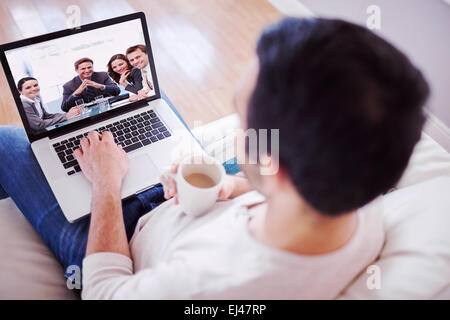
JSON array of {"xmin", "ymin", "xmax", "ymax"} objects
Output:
[{"xmin": 0, "ymin": 12, "xmax": 202, "ymax": 222}]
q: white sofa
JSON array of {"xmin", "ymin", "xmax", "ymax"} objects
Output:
[{"xmin": 0, "ymin": 116, "xmax": 449, "ymax": 299}]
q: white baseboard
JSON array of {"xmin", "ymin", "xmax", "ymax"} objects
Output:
[{"xmin": 423, "ymin": 108, "xmax": 450, "ymax": 153}]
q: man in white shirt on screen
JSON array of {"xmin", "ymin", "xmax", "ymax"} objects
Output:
[{"xmin": 126, "ymin": 44, "xmax": 155, "ymax": 101}]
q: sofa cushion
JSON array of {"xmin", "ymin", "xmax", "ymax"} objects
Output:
[
  {"xmin": 395, "ymin": 133, "xmax": 450, "ymax": 189},
  {"xmin": 338, "ymin": 132, "xmax": 450, "ymax": 299},
  {"xmin": 339, "ymin": 177, "xmax": 450, "ymax": 299},
  {"xmin": 0, "ymin": 198, "xmax": 78, "ymax": 300}
]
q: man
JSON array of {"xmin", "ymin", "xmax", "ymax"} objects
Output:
[
  {"xmin": 125, "ymin": 45, "xmax": 155, "ymax": 101},
  {"xmin": 0, "ymin": 18, "xmax": 429, "ymax": 299},
  {"xmin": 61, "ymin": 57, "xmax": 120, "ymax": 112},
  {"xmin": 18, "ymin": 77, "xmax": 81, "ymax": 131}
]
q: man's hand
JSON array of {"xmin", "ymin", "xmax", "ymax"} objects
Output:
[
  {"xmin": 73, "ymin": 80, "xmax": 88, "ymax": 96},
  {"xmin": 129, "ymin": 94, "xmax": 139, "ymax": 102},
  {"xmin": 162, "ymin": 161, "xmax": 239, "ymax": 204},
  {"xmin": 129, "ymin": 89, "xmax": 151, "ymax": 102},
  {"xmin": 137, "ymin": 88, "xmax": 151, "ymax": 100},
  {"xmin": 74, "ymin": 131, "xmax": 129, "ymax": 188},
  {"xmin": 66, "ymin": 106, "xmax": 82, "ymax": 119},
  {"xmin": 85, "ymin": 80, "xmax": 105, "ymax": 90}
]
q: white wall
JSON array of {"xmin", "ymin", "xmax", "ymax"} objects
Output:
[{"xmin": 267, "ymin": 0, "xmax": 450, "ymax": 151}]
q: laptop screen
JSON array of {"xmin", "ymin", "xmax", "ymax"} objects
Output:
[{"xmin": 2, "ymin": 15, "xmax": 158, "ymax": 138}]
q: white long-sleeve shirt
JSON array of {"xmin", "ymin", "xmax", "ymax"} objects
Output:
[
  {"xmin": 141, "ymin": 64, "xmax": 155, "ymax": 96},
  {"xmin": 82, "ymin": 191, "xmax": 384, "ymax": 299}
]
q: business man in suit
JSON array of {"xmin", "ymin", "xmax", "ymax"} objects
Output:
[
  {"xmin": 126, "ymin": 45, "xmax": 156, "ymax": 102},
  {"xmin": 122, "ymin": 67, "xmax": 143, "ymax": 94},
  {"xmin": 61, "ymin": 57, "xmax": 120, "ymax": 112},
  {"xmin": 18, "ymin": 77, "xmax": 81, "ymax": 132}
]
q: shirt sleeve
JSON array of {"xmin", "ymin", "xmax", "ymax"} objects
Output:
[
  {"xmin": 24, "ymin": 103, "xmax": 66, "ymax": 131},
  {"xmin": 82, "ymin": 252, "xmax": 198, "ymax": 300},
  {"xmin": 61, "ymin": 84, "xmax": 77, "ymax": 112},
  {"xmin": 102, "ymin": 74, "xmax": 121, "ymax": 96}
]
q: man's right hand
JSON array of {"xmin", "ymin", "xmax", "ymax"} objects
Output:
[
  {"xmin": 137, "ymin": 88, "xmax": 151, "ymax": 99},
  {"xmin": 73, "ymin": 80, "xmax": 88, "ymax": 96},
  {"xmin": 74, "ymin": 131, "xmax": 129, "ymax": 188}
]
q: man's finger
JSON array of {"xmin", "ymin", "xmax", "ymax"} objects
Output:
[
  {"xmin": 118, "ymin": 144, "xmax": 126, "ymax": 154},
  {"xmin": 168, "ymin": 178, "xmax": 177, "ymax": 197},
  {"xmin": 80, "ymin": 137, "xmax": 90, "ymax": 153},
  {"xmin": 170, "ymin": 162, "xmax": 179, "ymax": 174},
  {"xmin": 74, "ymin": 147, "xmax": 83, "ymax": 158},
  {"xmin": 74, "ymin": 148, "xmax": 84, "ymax": 167},
  {"xmin": 218, "ymin": 188, "xmax": 227, "ymax": 200},
  {"xmin": 101, "ymin": 130, "xmax": 114, "ymax": 143},
  {"xmin": 88, "ymin": 130, "xmax": 100, "ymax": 144},
  {"xmin": 218, "ymin": 186, "xmax": 232, "ymax": 200}
]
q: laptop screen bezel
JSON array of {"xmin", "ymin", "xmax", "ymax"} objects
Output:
[{"xmin": 0, "ymin": 12, "xmax": 160, "ymax": 143}]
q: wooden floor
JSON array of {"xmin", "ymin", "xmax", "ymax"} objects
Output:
[{"xmin": 0, "ymin": 0, "xmax": 281, "ymax": 128}]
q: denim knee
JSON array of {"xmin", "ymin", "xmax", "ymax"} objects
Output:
[
  {"xmin": 0, "ymin": 126, "xmax": 28, "ymax": 152},
  {"xmin": 0, "ymin": 126, "xmax": 28, "ymax": 199}
]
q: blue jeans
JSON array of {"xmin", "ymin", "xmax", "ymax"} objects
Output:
[{"xmin": 0, "ymin": 126, "xmax": 166, "ymax": 279}]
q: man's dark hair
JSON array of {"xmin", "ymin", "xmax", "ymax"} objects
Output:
[
  {"xmin": 74, "ymin": 57, "xmax": 93, "ymax": 70},
  {"xmin": 17, "ymin": 77, "xmax": 37, "ymax": 91},
  {"xmin": 248, "ymin": 18, "xmax": 429, "ymax": 215},
  {"xmin": 126, "ymin": 44, "xmax": 147, "ymax": 55}
]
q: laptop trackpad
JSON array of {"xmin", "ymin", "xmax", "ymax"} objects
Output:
[{"xmin": 122, "ymin": 154, "xmax": 160, "ymax": 195}]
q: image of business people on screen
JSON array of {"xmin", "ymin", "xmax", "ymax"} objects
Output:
[
  {"xmin": 61, "ymin": 57, "xmax": 120, "ymax": 112},
  {"xmin": 126, "ymin": 45, "xmax": 155, "ymax": 101},
  {"xmin": 107, "ymin": 53, "xmax": 143, "ymax": 94},
  {"xmin": 18, "ymin": 77, "xmax": 81, "ymax": 132}
]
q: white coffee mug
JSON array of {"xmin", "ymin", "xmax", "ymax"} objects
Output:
[{"xmin": 160, "ymin": 154, "xmax": 226, "ymax": 217}]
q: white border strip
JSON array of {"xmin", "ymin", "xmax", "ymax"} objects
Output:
[
  {"xmin": 424, "ymin": 108, "xmax": 450, "ymax": 153},
  {"xmin": 267, "ymin": 0, "xmax": 316, "ymax": 17}
]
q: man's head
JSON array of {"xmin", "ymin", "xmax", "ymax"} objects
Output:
[
  {"xmin": 74, "ymin": 57, "xmax": 94, "ymax": 80},
  {"xmin": 235, "ymin": 18, "xmax": 429, "ymax": 216},
  {"xmin": 126, "ymin": 45, "xmax": 149, "ymax": 70}
]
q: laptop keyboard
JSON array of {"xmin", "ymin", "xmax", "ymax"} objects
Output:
[{"xmin": 51, "ymin": 110, "xmax": 171, "ymax": 176}]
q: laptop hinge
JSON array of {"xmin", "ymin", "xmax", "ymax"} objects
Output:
[{"xmin": 134, "ymin": 184, "xmax": 159, "ymax": 196}]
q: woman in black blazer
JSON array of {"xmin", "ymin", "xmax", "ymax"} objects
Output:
[{"xmin": 107, "ymin": 54, "xmax": 143, "ymax": 95}]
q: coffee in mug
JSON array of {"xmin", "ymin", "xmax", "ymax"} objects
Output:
[
  {"xmin": 184, "ymin": 173, "xmax": 217, "ymax": 188},
  {"xmin": 160, "ymin": 154, "xmax": 226, "ymax": 217}
]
